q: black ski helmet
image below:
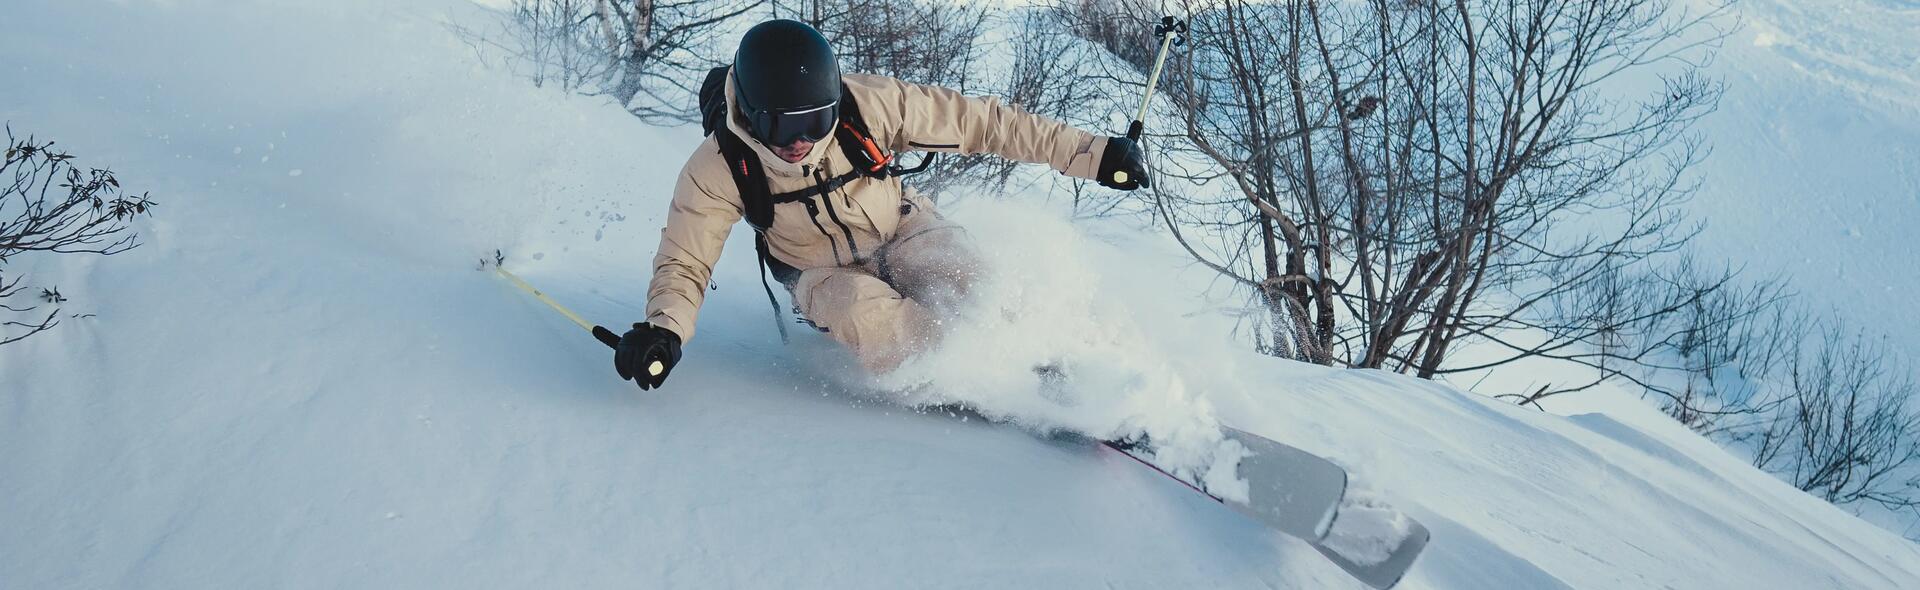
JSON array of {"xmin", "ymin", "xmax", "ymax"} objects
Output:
[{"xmin": 732, "ymin": 20, "xmax": 842, "ymax": 147}]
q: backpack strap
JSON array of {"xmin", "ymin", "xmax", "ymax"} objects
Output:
[
  {"xmin": 834, "ymin": 85, "xmax": 894, "ymax": 176},
  {"xmin": 707, "ymin": 131, "xmax": 789, "ymax": 343},
  {"xmin": 702, "ymin": 66, "xmax": 793, "ymax": 342}
]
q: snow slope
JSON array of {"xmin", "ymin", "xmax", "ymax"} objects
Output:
[
  {"xmin": 4, "ymin": 1, "xmax": 1919, "ymax": 588},
  {"xmin": 1682, "ymin": 0, "xmax": 1920, "ymax": 352},
  {"xmin": 1632, "ymin": 0, "xmax": 1920, "ymax": 537}
]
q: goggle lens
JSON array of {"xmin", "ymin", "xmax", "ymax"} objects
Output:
[{"xmin": 752, "ymin": 102, "xmax": 838, "ymax": 147}]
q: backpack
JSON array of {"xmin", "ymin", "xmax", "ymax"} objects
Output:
[{"xmin": 694, "ymin": 66, "xmax": 933, "ymax": 341}]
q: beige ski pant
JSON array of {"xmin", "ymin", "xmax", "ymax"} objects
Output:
[{"xmin": 791, "ymin": 206, "xmax": 982, "ymax": 374}]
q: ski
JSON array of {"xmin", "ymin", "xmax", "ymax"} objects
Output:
[{"xmin": 1101, "ymin": 426, "xmax": 1429, "ymax": 589}]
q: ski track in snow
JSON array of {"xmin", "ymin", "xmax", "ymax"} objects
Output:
[{"xmin": 2, "ymin": 1, "xmax": 1919, "ymax": 588}]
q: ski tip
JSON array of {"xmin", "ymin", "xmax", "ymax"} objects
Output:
[{"xmin": 1315, "ymin": 517, "xmax": 1431, "ymax": 590}]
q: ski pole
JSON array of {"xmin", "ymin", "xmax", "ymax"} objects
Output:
[
  {"xmin": 1113, "ymin": 16, "xmax": 1187, "ymax": 187},
  {"xmin": 492, "ymin": 263, "xmax": 665, "ymax": 377}
]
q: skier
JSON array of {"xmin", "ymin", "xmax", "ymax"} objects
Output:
[{"xmin": 613, "ymin": 19, "xmax": 1150, "ymax": 390}]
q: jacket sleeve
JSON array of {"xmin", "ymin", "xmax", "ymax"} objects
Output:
[
  {"xmin": 879, "ymin": 77, "xmax": 1108, "ymax": 180},
  {"xmin": 644, "ymin": 160, "xmax": 742, "ymax": 343}
]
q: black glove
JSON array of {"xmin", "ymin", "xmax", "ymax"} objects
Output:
[
  {"xmin": 614, "ymin": 322, "xmax": 682, "ymax": 390},
  {"xmin": 1097, "ymin": 136, "xmax": 1151, "ymax": 191}
]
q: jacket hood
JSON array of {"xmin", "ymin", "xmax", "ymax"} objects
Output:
[{"xmin": 724, "ymin": 74, "xmax": 838, "ymax": 178}]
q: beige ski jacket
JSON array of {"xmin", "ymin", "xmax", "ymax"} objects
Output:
[{"xmin": 644, "ymin": 72, "xmax": 1109, "ymax": 342}]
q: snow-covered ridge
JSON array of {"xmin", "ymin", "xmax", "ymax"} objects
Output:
[
  {"xmin": 3, "ymin": 1, "xmax": 1917, "ymax": 588},
  {"xmin": 1736, "ymin": 0, "xmax": 1920, "ymax": 115}
]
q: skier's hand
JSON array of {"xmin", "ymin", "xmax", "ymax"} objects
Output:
[
  {"xmin": 1097, "ymin": 136, "xmax": 1150, "ymax": 191},
  {"xmin": 614, "ymin": 322, "xmax": 682, "ymax": 390}
]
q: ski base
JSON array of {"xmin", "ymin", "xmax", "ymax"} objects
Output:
[
  {"xmin": 1314, "ymin": 517, "xmax": 1431, "ymax": 589},
  {"xmin": 915, "ymin": 403, "xmax": 1427, "ymax": 588},
  {"xmin": 1104, "ymin": 426, "xmax": 1427, "ymax": 589},
  {"xmin": 1219, "ymin": 426, "xmax": 1348, "ymax": 540}
]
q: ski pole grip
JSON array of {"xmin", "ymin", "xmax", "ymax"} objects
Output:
[
  {"xmin": 594, "ymin": 324, "xmax": 664, "ymax": 376},
  {"xmin": 592, "ymin": 325, "xmax": 620, "ymax": 349},
  {"xmin": 1112, "ymin": 121, "xmax": 1146, "ymax": 184}
]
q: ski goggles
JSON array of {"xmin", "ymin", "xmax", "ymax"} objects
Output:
[{"xmin": 745, "ymin": 101, "xmax": 839, "ymax": 148}]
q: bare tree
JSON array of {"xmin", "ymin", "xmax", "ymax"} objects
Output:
[
  {"xmin": 1663, "ymin": 261, "xmax": 1795, "ymax": 431},
  {"xmin": 600, "ymin": 0, "xmax": 767, "ymax": 121},
  {"xmin": 1049, "ymin": 0, "xmax": 1160, "ymax": 72},
  {"xmin": 1495, "ymin": 256, "xmax": 1790, "ymax": 417},
  {"xmin": 456, "ymin": 0, "xmax": 764, "ymax": 123},
  {"xmin": 1750, "ymin": 321, "xmax": 1920, "ymax": 514},
  {"xmin": 2, "ymin": 127, "xmax": 155, "ymax": 346},
  {"xmin": 1038, "ymin": 1, "xmax": 1204, "ymax": 219},
  {"xmin": 1075, "ymin": 0, "xmax": 1728, "ymax": 376},
  {"xmin": 982, "ymin": 8, "xmax": 1113, "ymax": 205},
  {"xmin": 470, "ymin": 1, "xmax": 1105, "ymax": 200}
]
